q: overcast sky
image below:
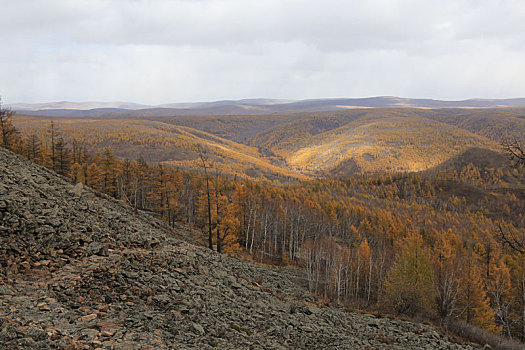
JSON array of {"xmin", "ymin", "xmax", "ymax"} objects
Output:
[{"xmin": 1, "ymin": 0, "xmax": 525, "ymax": 104}]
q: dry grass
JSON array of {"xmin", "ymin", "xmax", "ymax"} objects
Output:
[
  {"xmin": 448, "ymin": 320, "xmax": 525, "ymax": 350},
  {"xmin": 350, "ymin": 305, "xmax": 525, "ymax": 350}
]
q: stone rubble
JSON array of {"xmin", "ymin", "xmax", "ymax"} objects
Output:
[{"xmin": 0, "ymin": 147, "xmax": 480, "ymax": 349}]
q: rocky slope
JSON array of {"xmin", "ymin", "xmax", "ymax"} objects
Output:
[{"xmin": 0, "ymin": 147, "xmax": 480, "ymax": 349}]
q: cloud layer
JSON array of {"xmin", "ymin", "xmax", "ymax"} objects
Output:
[{"xmin": 1, "ymin": 0, "xmax": 525, "ymax": 104}]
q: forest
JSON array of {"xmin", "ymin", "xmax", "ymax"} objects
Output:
[
  {"xmin": 2, "ymin": 103, "xmax": 525, "ymax": 344},
  {"xmin": 15, "ymin": 106, "xmax": 525, "ymax": 180}
]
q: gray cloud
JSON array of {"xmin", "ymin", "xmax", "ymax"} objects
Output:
[{"xmin": 1, "ymin": 0, "xmax": 524, "ymax": 104}]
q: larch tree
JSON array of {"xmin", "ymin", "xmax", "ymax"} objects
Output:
[
  {"xmin": 356, "ymin": 239, "xmax": 372, "ymax": 301},
  {"xmin": 383, "ymin": 233, "xmax": 435, "ymax": 316},
  {"xmin": 213, "ymin": 166, "xmax": 224, "ymax": 253},
  {"xmin": 86, "ymin": 163, "xmax": 102, "ymax": 190},
  {"xmin": 457, "ymin": 254, "xmax": 495, "ymax": 331},
  {"xmin": 217, "ymin": 193, "xmax": 241, "ymax": 254},
  {"xmin": 26, "ymin": 134, "xmax": 41, "ymax": 161},
  {"xmin": 70, "ymin": 162, "xmax": 83, "ymax": 184}
]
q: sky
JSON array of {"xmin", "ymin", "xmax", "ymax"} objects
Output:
[{"xmin": 1, "ymin": 0, "xmax": 525, "ymax": 105}]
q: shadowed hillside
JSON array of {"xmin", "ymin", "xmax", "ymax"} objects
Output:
[{"xmin": 431, "ymin": 147, "xmax": 510, "ymax": 172}]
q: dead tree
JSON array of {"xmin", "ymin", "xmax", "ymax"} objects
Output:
[
  {"xmin": 48, "ymin": 121, "xmax": 57, "ymax": 171},
  {"xmin": 214, "ymin": 165, "xmax": 223, "ymax": 253},
  {"xmin": 199, "ymin": 147, "xmax": 214, "ymax": 250},
  {"xmin": 498, "ymin": 223, "xmax": 525, "ymax": 255},
  {"xmin": 503, "ymin": 136, "xmax": 525, "ymax": 167},
  {"xmin": 0, "ymin": 97, "xmax": 17, "ymax": 148}
]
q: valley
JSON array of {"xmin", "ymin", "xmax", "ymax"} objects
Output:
[
  {"xmin": 4, "ymin": 1, "xmax": 525, "ymax": 348},
  {"xmin": 13, "ymin": 107, "xmax": 523, "ymax": 181},
  {"xmin": 3, "ymin": 103, "xmax": 525, "ymax": 348}
]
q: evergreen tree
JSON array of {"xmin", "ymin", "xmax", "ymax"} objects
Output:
[{"xmin": 383, "ymin": 234, "xmax": 435, "ymax": 315}]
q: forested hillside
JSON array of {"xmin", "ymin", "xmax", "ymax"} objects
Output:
[
  {"xmin": 3, "ymin": 104, "xmax": 525, "ymax": 346},
  {"xmin": 0, "ymin": 131, "xmax": 494, "ymax": 350},
  {"xmin": 12, "ymin": 116, "xmax": 305, "ymax": 183},
  {"xmin": 14, "ymin": 107, "xmax": 525, "ymax": 179}
]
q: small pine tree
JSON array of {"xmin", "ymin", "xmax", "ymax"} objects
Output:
[{"xmin": 383, "ymin": 234, "xmax": 435, "ymax": 315}]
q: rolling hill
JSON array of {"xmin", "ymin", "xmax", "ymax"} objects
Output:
[
  {"xmin": 12, "ymin": 115, "xmax": 306, "ymax": 182},
  {"xmin": 12, "ymin": 106, "xmax": 522, "ymax": 182}
]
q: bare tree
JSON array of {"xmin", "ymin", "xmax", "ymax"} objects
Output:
[
  {"xmin": 48, "ymin": 121, "xmax": 57, "ymax": 171},
  {"xmin": 435, "ymin": 261, "xmax": 459, "ymax": 325},
  {"xmin": 503, "ymin": 136, "xmax": 525, "ymax": 167},
  {"xmin": 0, "ymin": 97, "xmax": 17, "ymax": 148},
  {"xmin": 27, "ymin": 134, "xmax": 41, "ymax": 161},
  {"xmin": 213, "ymin": 164, "xmax": 224, "ymax": 253},
  {"xmin": 499, "ymin": 137, "xmax": 525, "ymax": 254},
  {"xmin": 198, "ymin": 147, "xmax": 214, "ymax": 250},
  {"xmin": 498, "ymin": 223, "xmax": 525, "ymax": 255}
]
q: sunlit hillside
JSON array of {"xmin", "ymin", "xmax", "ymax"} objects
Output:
[{"xmin": 263, "ymin": 112, "xmax": 497, "ymax": 174}]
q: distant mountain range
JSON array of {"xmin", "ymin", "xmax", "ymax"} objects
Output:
[{"xmin": 9, "ymin": 96, "xmax": 525, "ymax": 117}]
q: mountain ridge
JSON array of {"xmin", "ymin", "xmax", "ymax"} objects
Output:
[{"xmin": 10, "ymin": 96, "xmax": 525, "ymax": 116}]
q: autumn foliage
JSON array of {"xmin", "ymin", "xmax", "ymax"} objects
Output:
[{"xmin": 3, "ymin": 115, "xmax": 525, "ymax": 343}]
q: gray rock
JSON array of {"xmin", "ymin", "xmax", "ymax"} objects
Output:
[
  {"xmin": 191, "ymin": 323, "xmax": 205, "ymax": 336},
  {"xmin": 73, "ymin": 183, "xmax": 84, "ymax": 197},
  {"xmin": 0, "ymin": 285, "xmax": 14, "ymax": 295},
  {"xmin": 25, "ymin": 327, "xmax": 47, "ymax": 341},
  {"xmin": 367, "ymin": 318, "xmax": 379, "ymax": 327}
]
